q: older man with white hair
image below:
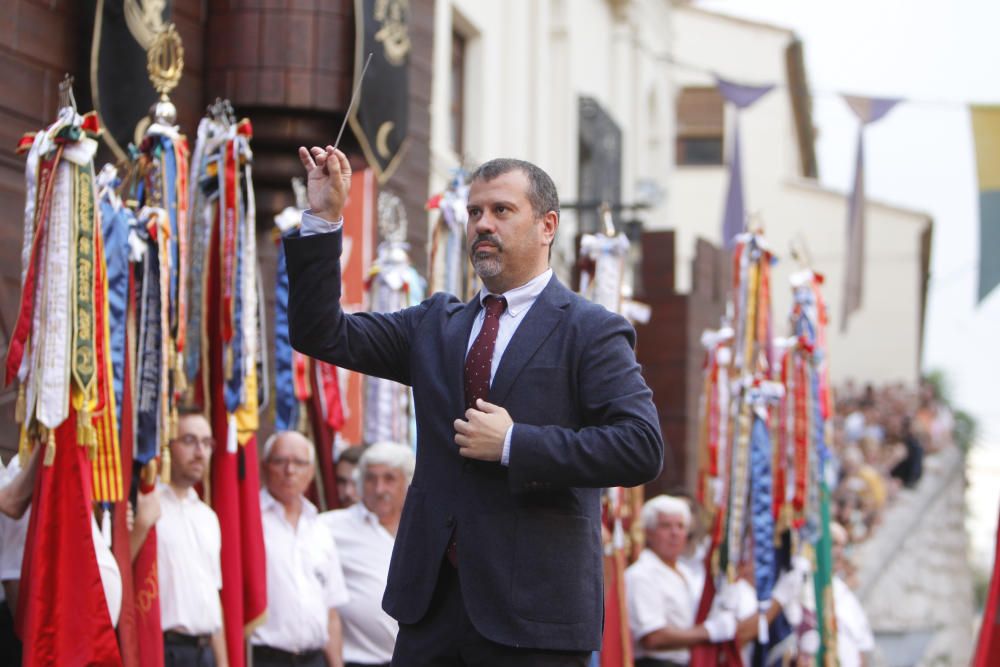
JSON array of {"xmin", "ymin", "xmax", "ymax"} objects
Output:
[
  {"xmin": 625, "ymin": 495, "xmax": 737, "ymax": 667},
  {"xmin": 252, "ymin": 431, "xmax": 349, "ymax": 667},
  {"xmin": 323, "ymin": 442, "xmax": 414, "ymax": 667}
]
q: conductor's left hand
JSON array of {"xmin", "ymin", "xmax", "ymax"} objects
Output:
[{"xmin": 454, "ymin": 399, "xmax": 512, "ymax": 462}]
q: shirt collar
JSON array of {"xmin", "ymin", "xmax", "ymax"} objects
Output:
[
  {"xmin": 478, "ymin": 268, "xmax": 552, "ymax": 317},
  {"xmin": 352, "ymin": 500, "xmax": 380, "ymax": 525},
  {"xmin": 260, "ymin": 488, "xmax": 318, "ymax": 519},
  {"xmin": 159, "ymin": 482, "xmax": 199, "ymax": 504}
]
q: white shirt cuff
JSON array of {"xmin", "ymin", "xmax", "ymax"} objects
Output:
[
  {"xmin": 300, "ymin": 210, "xmax": 344, "ymax": 236},
  {"xmin": 501, "ymin": 425, "xmax": 513, "ymax": 466}
]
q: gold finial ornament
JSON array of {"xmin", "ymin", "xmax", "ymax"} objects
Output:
[
  {"xmin": 147, "ymin": 23, "xmax": 184, "ymax": 125},
  {"xmin": 148, "ymin": 23, "xmax": 183, "ymax": 96}
]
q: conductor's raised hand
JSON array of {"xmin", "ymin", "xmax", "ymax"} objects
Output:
[
  {"xmin": 297, "ymin": 145, "xmax": 352, "ymax": 222},
  {"xmin": 453, "ymin": 399, "xmax": 513, "ymax": 462}
]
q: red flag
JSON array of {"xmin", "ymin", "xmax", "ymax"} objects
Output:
[
  {"xmin": 974, "ymin": 502, "xmax": 1000, "ymax": 666},
  {"xmin": 600, "ymin": 546, "xmax": 631, "ymax": 667},
  {"xmin": 18, "ymin": 414, "xmax": 123, "ymax": 667},
  {"xmin": 206, "ymin": 209, "xmax": 267, "ymax": 666},
  {"xmin": 308, "ymin": 361, "xmax": 341, "ymax": 509},
  {"xmin": 112, "ymin": 346, "xmax": 140, "ymax": 667},
  {"xmin": 689, "ymin": 532, "xmax": 743, "ymax": 667}
]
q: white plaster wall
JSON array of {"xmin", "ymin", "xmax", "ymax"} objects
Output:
[
  {"xmin": 428, "ymin": 0, "xmax": 675, "ymax": 282},
  {"xmin": 666, "ymin": 5, "xmax": 930, "ymax": 384}
]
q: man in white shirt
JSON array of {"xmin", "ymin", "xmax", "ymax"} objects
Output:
[
  {"xmin": 252, "ymin": 431, "xmax": 349, "ymax": 667},
  {"xmin": 831, "ymin": 522, "xmax": 875, "ymax": 667},
  {"xmin": 324, "ymin": 442, "xmax": 414, "ymax": 667},
  {"xmin": 153, "ymin": 410, "xmax": 228, "ymax": 667},
  {"xmin": 625, "ymin": 495, "xmax": 736, "ymax": 667},
  {"xmin": 0, "ymin": 455, "xmax": 30, "ymax": 664}
]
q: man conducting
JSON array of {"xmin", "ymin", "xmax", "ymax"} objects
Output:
[
  {"xmin": 150, "ymin": 409, "xmax": 228, "ymax": 667},
  {"xmin": 325, "ymin": 442, "xmax": 414, "ymax": 667},
  {"xmin": 285, "ymin": 147, "xmax": 664, "ymax": 666},
  {"xmin": 252, "ymin": 431, "xmax": 350, "ymax": 667}
]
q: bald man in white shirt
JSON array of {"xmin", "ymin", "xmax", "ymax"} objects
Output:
[{"xmin": 253, "ymin": 431, "xmax": 349, "ymax": 667}]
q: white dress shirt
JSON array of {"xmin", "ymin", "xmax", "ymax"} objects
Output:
[
  {"xmin": 322, "ymin": 502, "xmax": 398, "ymax": 664},
  {"xmin": 252, "ymin": 489, "xmax": 349, "ymax": 653},
  {"xmin": 299, "ymin": 210, "xmax": 552, "ymax": 466},
  {"xmin": 834, "ymin": 575, "xmax": 875, "ymax": 667},
  {"xmin": 91, "ymin": 517, "xmax": 122, "ymax": 627},
  {"xmin": 157, "ymin": 483, "xmax": 223, "ymax": 635},
  {"xmin": 625, "ymin": 548, "xmax": 699, "ymax": 664}
]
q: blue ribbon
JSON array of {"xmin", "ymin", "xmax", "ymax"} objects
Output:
[
  {"xmin": 99, "ymin": 193, "xmax": 133, "ymax": 433},
  {"xmin": 273, "ymin": 241, "xmax": 297, "ymax": 431},
  {"xmin": 135, "ymin": 229, "xmax": 162, "ymax": 465},
  {"xmin": 160, "ymin": 137, "xmax": 180, "ymax": 336},
  {"xmin": 223, "ymin": 141, "xmax": 245, "ymax": 414},
  {"xmin": 750, "ymin": 413, "xmax": 776, "ymax": 602}
]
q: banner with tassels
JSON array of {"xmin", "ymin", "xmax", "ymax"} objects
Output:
[
  {"xmin": 427, "ymin": 170, "xmax": 478, "ymax": 300},
  {"xmin": 363, "ymin": 191, "xmax": 424, "ymax": 449},
  {"xmin": 692, "ymin": 229, "xmax": 846, "ymax": 666},
  {"xmin": 185, "ymin": 104, "xmax": 267, "ymax": 665},
  {"xmin": 575, "ymin": 206, "xmax": 647, "ymax": 667},
  {"xmin": 10, "ymin": 101, "xmax": 124, "ymax": 667},
  {"xmin": 273, "ymin": 179, "xmax": 346, "ymax": 509}
]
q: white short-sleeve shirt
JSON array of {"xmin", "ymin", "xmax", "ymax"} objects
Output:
[
  {"xmin": 834, "ymin": 575, "xmax": 875, "ymax": 667},
  {"xmin": 156, "ymin": 483, "xmax": 223, "ymax": 635},
  {"xmin": 322, "ymin": 502, "xmax": 398, "ymax": 664},
  {"xmin": 625, "ymin": 548, "xmax": 699, "ymax": 664},
  {"xmin": 252, "ymin": 489, "xmax": 349, "ymax": 653}
]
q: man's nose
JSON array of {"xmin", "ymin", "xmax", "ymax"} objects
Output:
[{"xmin": 472, "ymin": 212, "xmax": 496, "ymax": 235}]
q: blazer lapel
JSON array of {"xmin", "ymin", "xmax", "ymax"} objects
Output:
[
  {"xmin": 444, "ymin": 296, "xmax": 481, "ymax": 414},
  {"xmin": 489, "ymin": 276, "xmax": 570, "ymax": 406}
]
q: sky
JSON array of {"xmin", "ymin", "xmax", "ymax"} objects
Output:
[{"xmin": 693, "ymin": 0, "xmax": 1000, "ymax": 569}]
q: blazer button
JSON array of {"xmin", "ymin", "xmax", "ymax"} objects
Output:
[
  {"xmin": 463, "ymin": 461, "xmax": 472, "ymax": 471},
  {"xmin": 446, "ymin": 515, "xmax": 455, "ymax": 527}
]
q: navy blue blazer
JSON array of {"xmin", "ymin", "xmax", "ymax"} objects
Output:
[{"xmin": 284, "ymin": 229, "xmax": 663, "ymax": 652}]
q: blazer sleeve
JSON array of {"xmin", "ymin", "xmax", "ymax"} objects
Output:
[
  {"xmin": 506, "ymin": 309, "xmax": 664, "ymax": 490},
  {"xmin": 283, "ymin": 228, "xmax": 427, "ymax": 386}
]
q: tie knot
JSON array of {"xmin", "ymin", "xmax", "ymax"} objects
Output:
[{"xmin": 483, "ymin": 295, "xmax": 507, "ymax": 318}]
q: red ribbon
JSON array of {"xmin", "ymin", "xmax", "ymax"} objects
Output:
[
  {"xmin": 221, "ymin": 140, "xmax": 237, "ymax": 343},
  {"xmin": 6, "ymin": 148, "xmax": 62, "ymax": 385}
]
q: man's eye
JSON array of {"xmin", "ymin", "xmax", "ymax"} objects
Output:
[{"xmin": 495, "ymin": 206, "xmax": 507, "ymax": 214}]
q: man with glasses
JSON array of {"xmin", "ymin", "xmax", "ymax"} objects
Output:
[
  {"xmin": 252, "ymin": 431, "xmax": 349, "ymax": 667},
  {"xmin": 156, "ymin": 408, "xmax": 228, "ymax": 667}
]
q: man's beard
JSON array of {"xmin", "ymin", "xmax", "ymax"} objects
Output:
[{"xmin": 470, "ymin": 234, "xmax": 503, "ymax": 279}]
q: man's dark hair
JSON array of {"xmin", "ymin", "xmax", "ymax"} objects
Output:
[
  {"xmin": 470, "ymin": 158, "xmax": 560, "ymax": 220},
  {"xmin": 337, "ymin": 444, "xmax": 365, "ymax": 465},
  {"xmin": 177, "ymin": 404, "xmax": 206, "ymax": 418}
]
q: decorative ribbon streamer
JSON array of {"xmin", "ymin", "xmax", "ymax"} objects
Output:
[
  {"xmin": 716, "ymin": 78, "xmax": 774, "ymax": 248},
  {"xmin": 841, "ymin": 95, "xmax": 900, "ymax": 331}
]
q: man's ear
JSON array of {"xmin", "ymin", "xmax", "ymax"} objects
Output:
[{"xmin": 540, "ymin": 210, "xmax": 559, "ymax": 245}]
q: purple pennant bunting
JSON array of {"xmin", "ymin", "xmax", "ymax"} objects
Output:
[
  {"xmin": 841, "ymin": 95, "xmax": 901, "ymax": 331},
  {"xmin": 717, "ymin": 78, "xmax": 775, "ymax": 247}
]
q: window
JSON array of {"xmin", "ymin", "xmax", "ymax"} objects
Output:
[
  {"xmin": 450, "ymin": 30, "xmax": 466, "ymax": 156},
  {"xmin": 675, "ymin": 86, "xmax": 724, "ymax": 166}
]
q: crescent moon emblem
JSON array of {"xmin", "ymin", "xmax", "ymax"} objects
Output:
[{"xmin": 376, "ymin": 121, "xmax": 395, "ymax": 159}]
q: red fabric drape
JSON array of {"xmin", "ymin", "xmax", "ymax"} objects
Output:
[
  {"xmin": 973, "ymin": 502, "xmax": 1000, "ymax": 666},
  {"xmin": 18, "ymin": 414, "xmax": 123, "ymax": 666}
]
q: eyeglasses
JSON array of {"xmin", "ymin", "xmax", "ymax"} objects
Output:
[
  {"xmin": 267, "ymin": 456, "xmax": 312, "ymax": 470},
  {"xmin": 173, "ymin": 433, "xmax": 216, "ymax": 451}
]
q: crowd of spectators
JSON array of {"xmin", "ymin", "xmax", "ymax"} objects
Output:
[{"xmin": 830, "ymin": 378, "xmax": 957, "ymax": 555}]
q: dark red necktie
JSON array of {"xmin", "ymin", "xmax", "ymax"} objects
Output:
[{"xmin": 464, "ymin": 295, "xmax": 507, "ymax": 410}]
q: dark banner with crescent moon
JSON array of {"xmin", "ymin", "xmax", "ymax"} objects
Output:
[
  {"xmin": 349, "ymin": 0, "xmax": 410, "ymax": 184},
  {"xmin": 91, "ymin": 0, "xmax": 173, "ymax": 160}
]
